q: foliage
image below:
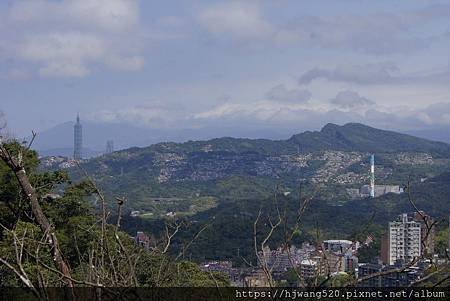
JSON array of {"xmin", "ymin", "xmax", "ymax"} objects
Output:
[{"xmin": 0, "ymin": 142, "xmax": 230, "ymax": 288}]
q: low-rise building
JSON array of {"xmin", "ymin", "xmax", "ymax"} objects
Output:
[
  {"xmin": 134, "ymin": 231, "xmax": 154, "ymax": 251},
  {"xmin": 200, "ymin": 261, "xmax": 243, "ymax": 286},
  {"xmin": 358, "ymin": 261, "xmax": 425, "ymax": 287},
  {"xmin": 359, "ymin": 184, "xmax": 403, "ymax": 198},
  {"xmin": 300, "ymin": 258, "xmax": 321, "ymax": 279},
  {"xmin": 323, "ymin": 240, "xmax": 355, "ymax": 254},
  {"xmin": 258, "ymin": 245, "xmax": 303, "ymax": 273},
  {"xmin": 243, "ymin": 269, "xmax": 270, "ymax": 287}
]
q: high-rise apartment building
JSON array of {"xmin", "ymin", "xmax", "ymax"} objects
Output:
[{"xmin": 388, "ymin": 214, "xmax": 421, "ymax": 265}]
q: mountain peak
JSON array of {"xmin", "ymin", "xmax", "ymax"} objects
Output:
[
  {"xmin": 321, "ymin": 123, "xmax": 373, "ymax": 133},
  {"xmin": 289, "ymin": 122, "xmax": 450, "ymax": 156},
  {"xmin": 320, "ymin": 123, "xmax": 340, "ymax": 132}
]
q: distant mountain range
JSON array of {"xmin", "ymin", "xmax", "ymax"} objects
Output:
[
  {"xmin": 30, "ymin": 120, "xmax": 294, "ymax": 157},
  {"xmin": 42, "ymin": 122, "xmax": 450, "ymax": 212},
  {"xmin": 37, "ymin": 147, "xmax": 102, "ymax": 158},
  {"xmin": 405, "ymin": 127, "xmax": 450, "ymax": 144},
  {"xmin": 34, "ymin": 121, "xmax": 450, "ymax": 156}
]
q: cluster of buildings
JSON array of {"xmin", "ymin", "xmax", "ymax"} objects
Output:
[
  {"xmin": 298, "ymin": 240, "xmax": 359, "ymax": 281},
  {"xmin": 199, "ymin": 240, "xmax": 360, "ymax": 287},
  {"xmin": 197, "ymin": 210, "xmax": 442, "ymax": 287},
  {"xmin": 357, "ymin": 211, "xmax": 436, "ymax": 287},
  {"xmin": 346, "ymin": 154, "xmax": 404, "ymax": 199}
]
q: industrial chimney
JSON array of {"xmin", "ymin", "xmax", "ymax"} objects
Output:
[{"xmin": 370, "ymin": 154, "xmax": 375, "ymax": 198}]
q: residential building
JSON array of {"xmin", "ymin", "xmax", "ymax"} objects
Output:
[
  {"xmin": 380, "ymin": 233, "xmax": 390, "ymax": 264},
  {"xmin": 358, "ymin": 261, "xmax": 424, "ymax": 287},
  {"xmin": 258, "ymin": 245, "xmax": 302, "ymax": 273},
  {"xmin": 323, "ymin": 240, "xmax": 354, "ymax": 254},
  {"xmin": 135, "ymin": 231, "xmax": 154, "ymax": 251},
  {"xmin": 300, "ymin": 258, "xmax": 321, "ymax": 279},
  {"xmin": 344, "ymin": 254, "xmax": 358, "ymax": 273},
  {"xmin": 243, "ymin": 269, "xmax": 270, "ymax": 287},
  {"xmin": 200, "ymin": 261, "xmax": 243, "ymax": 286},
  {"xmin": 389, "ymin": 214, "xmax": 421, "ymax": 265}
]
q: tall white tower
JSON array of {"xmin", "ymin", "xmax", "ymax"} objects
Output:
[{"xmin": 370, "ymin": 154, "xmax": 375, "ymax": 198}]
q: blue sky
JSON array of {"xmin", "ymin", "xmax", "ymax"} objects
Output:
[{"xmin": 1, "ymin": 0, "xmax": 450, "ymax": 137}]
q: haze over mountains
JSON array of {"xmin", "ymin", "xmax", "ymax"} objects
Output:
[{"xmin": 31, "ymin": 120, "xmax": 450, "ymax": 158}]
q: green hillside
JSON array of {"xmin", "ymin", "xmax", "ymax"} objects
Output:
[
  {"xmin": 120, "ymin": 171, "xmax": 450, "ymax": 264},
  {"xmin": 52, "ymin": 123, "xmax": 450, "ymax": 212},
  {"xmin": 289, "ymin": 123, "xmax": 450, "ymax": 156}
]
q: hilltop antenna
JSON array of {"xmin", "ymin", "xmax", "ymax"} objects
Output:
[{"xmin": 370, "ymin": 154, "xmax": 375, "ymax": 198}]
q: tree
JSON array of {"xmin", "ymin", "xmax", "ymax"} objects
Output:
[{"xmin": 0, "ymin": 124, "xmax": 227, "ymax": 293}]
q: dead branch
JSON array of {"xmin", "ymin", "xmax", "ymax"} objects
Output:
[
  {"xmin": 175, "ymin": 222, "xmax": 209, "ymax": 261},
  {"xmin": 162, "ymin": 222, "xmax": 182, "ymax": 254},
  {"xmin": 26, "ymin": 131, "xmax": 37, "ymax": 150}
]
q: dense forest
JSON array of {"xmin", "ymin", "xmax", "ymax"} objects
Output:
[
  {"xmin": 121, "ymin": 174, "xmax": 450, "ymax": 265},
  {"xmin": 0, "ymin": 141, "xmax": 229, "ymax": 293}
]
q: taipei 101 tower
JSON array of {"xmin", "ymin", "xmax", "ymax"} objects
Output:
[{"xmin": 74, "ymin": 114, "xmax": 82, "ymax": 160}]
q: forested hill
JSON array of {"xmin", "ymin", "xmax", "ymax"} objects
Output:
[
  {"xmin": 38, "ymin": 123, "xmax": 450, "ymax": 263},
  {"xmin": 122, "ymin": 170, "xmax": 450, "ymax": 264},
  {"xmin": 120, "ymin": 122, "xmax": 450, "ymax": 156},
  {"xmin": 288, "ymin": 123, "xmax": 450, "ymax": 156},
  {"xmin": 41, "ymin": 123, "xmax": 450, "ymax": 211}
]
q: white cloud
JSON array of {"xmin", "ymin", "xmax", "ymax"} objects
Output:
[
  {"xmin": 1, "ymin": 0, "xmax": 143, "ymax": 78},
  {"xmin": 105, "ymin": 55, "xmax": 145, "ymax": 71},
  {"xmin": 198, "ymin": 2, "xmax": 273, "ymax": 40},
  {"xmin": 9, "ymin": 0, "xmax": 139, "ymax": 32},
  {"xmin": 299, "ymin": 62, "xmax": 400, "ymax": 85},
  {"xmin": 89, "ymin": 101, "xmax": 187, "ymax": 128},
  {"xmin": 285, "ymin": 13, "xmax": 432, "ymax": 55},
  {"xmin": 18, "ymin": 32, "xmax": 104, "ymax": 77},
  {"xmin": 197, "ymin": 3, "xmax": 450, "ymax": 54},
  {"xmin": 298, "ymin": 62, "xmax": 450, "ymax": 87},
  {"xmin": 330, "ymin": 90, "xmax": 375, "ymax": 109},
  {"xmin": 265, "ymin": 84, "xmax": 311, "ymax": 103},
  {"xmin": 39, "ymin": 61, "xmax": 90, "ymax": 78},
  {"xmin": 193, "ymin": 100, "xmax": 314, "ymax": 123},
  {"xmin": 192, "ymin": 96, "xmax": 450, "ymax": 131}
]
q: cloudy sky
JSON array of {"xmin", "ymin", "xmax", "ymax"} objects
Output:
[{"xmin": 1, "ymin": 0, "xmax": 450, "ymax": 138}]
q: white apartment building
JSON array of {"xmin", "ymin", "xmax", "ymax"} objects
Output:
[{"xmin": 389, "ymin": 214, "xmax": 421, "ymax": 265}]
